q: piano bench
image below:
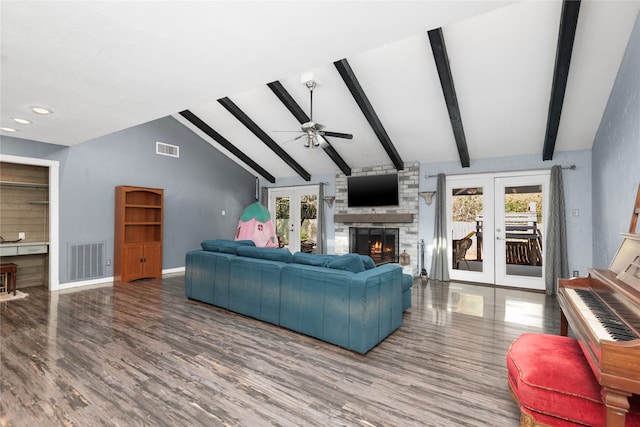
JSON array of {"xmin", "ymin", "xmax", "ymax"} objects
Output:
[{"xmin": 507, "ymin": 333, "xmax": 640, "ymax": 427}]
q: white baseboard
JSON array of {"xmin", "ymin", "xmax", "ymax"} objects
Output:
[
  {"xmin": 56, "ymin": 266, "xmax": 186, "ymax": 291},
  {"xmin": 162, "ymin": 266, "xmax": 185, "ymax": 275},
  {"xmin": 57, "ymin": 276, "xmax": 114, "ymax": 291}
]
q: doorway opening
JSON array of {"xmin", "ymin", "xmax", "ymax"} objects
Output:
[
  {"xmin": 268, "ymin": 185, "xmax": 319, "ymax": 253},
  {"xmin": 0, "ymin": 154, "xmax": 59, "ymax": 290},
  {"xmin": 447, "ymin": 171, "xmax": 549, "ymax": 290}
]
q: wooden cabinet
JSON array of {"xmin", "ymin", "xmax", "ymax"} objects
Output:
[{"xmin": 114, "ymin": 186, "xmax": 163, "ymax": 283}]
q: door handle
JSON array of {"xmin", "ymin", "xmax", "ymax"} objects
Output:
[{"xmin": 496, "ymin": 237, "xmax": 503, "ymax": 240}]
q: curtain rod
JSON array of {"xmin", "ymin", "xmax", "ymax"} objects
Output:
[{"xmin": 425, "ymin": 164, "xmax": 576, "ymax": 179}]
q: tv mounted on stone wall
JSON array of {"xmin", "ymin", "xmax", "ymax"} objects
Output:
[{"xmin": 347, "ymin": 173, "xmax": 399, "ymax": 207}]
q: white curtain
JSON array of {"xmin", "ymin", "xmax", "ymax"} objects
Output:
[
  {"xmin": 430, "ymin": 173, "xmax": 450, "ymax": 281},
  {"xmin": 545, "ymin": 165, "xmax": 569, "ymax": 295}
]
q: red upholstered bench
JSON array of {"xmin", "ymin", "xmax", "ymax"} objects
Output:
[{"xmin": 507, "ymin": 333, "xmax": 640, "ymax": 427}]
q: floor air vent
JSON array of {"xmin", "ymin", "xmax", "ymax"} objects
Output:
[
  {"xmin": 68, "ymin": 241, "xmax": 105, "ymax": 281},
  {"xmin": 156, "ymin": 141, "xmax": 179, "ymax": 158}
]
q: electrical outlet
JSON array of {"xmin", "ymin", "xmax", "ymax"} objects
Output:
[
  {"xmin": 18, "ymin": 232, "xmax": 25, "ymax": 240},
  {"xmin": 572, "ymin": 270, "xmax": 579, "ymax": 277},
  {"xmin": 106, "ymin": 259, "xmax": 112, "ymax": 266}
]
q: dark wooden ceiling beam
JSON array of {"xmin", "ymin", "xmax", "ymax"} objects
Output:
[
  {"xmin": 267, "ymin": 81, "xmax": 309, "ymax": 123},
  {"xmin": 333, "ymin": 58, "xmax": 404, "ymax": 171},
  {"xmin": 428, "ymin": 27, "xmax": 470, "ymax": 168},
  {"xmin": 218, "ymin": 97, "xmax": 312, "ymax": 181},
  {"xmin": 267, "ymin": 81, "xmax": 352, "ymax": 176},
  {"xmin": 542, "ymin": 0, "xmax": 581, "ymax": 161},
  {"xmin": 179, "ymin": 110, "xmax": 276, "ymax": 183}
]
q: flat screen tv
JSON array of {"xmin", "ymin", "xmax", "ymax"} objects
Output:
[{"xmin": 347, "ymin": 173, "xmax": 399, "ymax": 207}]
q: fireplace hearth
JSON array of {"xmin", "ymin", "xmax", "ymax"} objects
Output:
[{"xmin": 350, "ymin": 227, "xmax": 400, "ymax": 265}]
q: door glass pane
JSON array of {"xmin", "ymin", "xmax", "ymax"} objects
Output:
[
  {"xmin": 299, "ymin": 194, "xmax": 317, "ymax": 253},
  {"xmin": 503, "ymin": 185, "xmax": 543, "ymax": 277},
  {"xmin": 451, "ymin": 187, "xmax": 483, "ymax": 272},
  {"xmin": 275, "ymin": 196, "xmax": 290, "ymax": 249}
]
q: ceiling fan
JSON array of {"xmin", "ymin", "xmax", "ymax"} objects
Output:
[{"xmin": 280, "ymin": 80, "xmax": 353, "ymax": 148}]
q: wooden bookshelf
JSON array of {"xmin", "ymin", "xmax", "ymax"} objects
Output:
[{"xmin": 114, "ymin": 186, "xmax": 163, "ymax": 283}]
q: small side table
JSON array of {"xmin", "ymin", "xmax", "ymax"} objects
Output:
[{"xmin": 0, "ymin": 263, "xmax": 18, "ymax": 296}]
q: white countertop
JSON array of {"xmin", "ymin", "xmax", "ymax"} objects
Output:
[{"xmin": 0, "ymin": 242, "xmax": 49, "ymax": 256}]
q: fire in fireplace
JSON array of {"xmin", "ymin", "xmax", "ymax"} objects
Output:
[{"xmin": 349, "ymin": 227, "xmax": 400, "ymax": 265}]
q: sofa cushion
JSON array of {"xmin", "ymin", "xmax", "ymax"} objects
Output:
[
  {"xmin": 291, "ymin": 252, "xmax": 328, "ymax": 267},
  {"xmin": 201, "ymin": 239, "xmax": 255, "ymax": 254},
  {"xmin": 401, "ymin": 274, "xmax": 413, "ymax": 292},
  {"xmin": 326, "ymin": 253, "xmax": 366, "ymax": 274},
  {"xmin": 359, "ymin": 255, "xmax": 376, "ymax": 270},
  {"xmin": 236, "ymin": 246, "xmax": 292, "ymax": 263}
]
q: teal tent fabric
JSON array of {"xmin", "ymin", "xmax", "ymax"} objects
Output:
[{"xmin": 239, "ymin": 202, "xmax": 271, "ymax": 222}]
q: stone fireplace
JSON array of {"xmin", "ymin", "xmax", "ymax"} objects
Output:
[
  {"xmin": 350, "ymin": 227, "xmax": 400, "ymax": 265},
  {"xmin": 334, "ymin": 162, "xmax": 419, "ymax": 275}
]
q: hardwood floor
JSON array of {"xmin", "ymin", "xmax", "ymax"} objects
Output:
[{"xmin": 0, "ymin": 274, "xmax": 561, "ymax": 426}]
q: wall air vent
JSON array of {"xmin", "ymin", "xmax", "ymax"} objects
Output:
[
  {"xmin": 68, "ymin": 241, "xmax": 105, "ymax": 281},
  {"xmin": 156, "ymin": 141, "xmax": 179, "ymax": 158}
]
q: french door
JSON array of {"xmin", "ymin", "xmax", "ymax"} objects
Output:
[
  {"xmin": 268, "ymin": 186, "xmax": 319, "ymax": 254},
  {"xmin": 446, "ymin": 172, "xmax": 549, "ymax": 290}
]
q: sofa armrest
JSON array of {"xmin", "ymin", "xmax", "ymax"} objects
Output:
[
  {"xmin": 349, "ymin": 264, "xmax": 403, "ymax": 352},
  {"xmin": 185, "ymin": 250, "xmax": 236, "ymax": 307}
]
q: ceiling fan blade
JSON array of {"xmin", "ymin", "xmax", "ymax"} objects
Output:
[
  {"xmin": 322, "ymin": 131, "xmax": 353, "ymax": 139},
  {"xmin": 279, "ymin": 133, "xmax": 306, "ymax": 145}
]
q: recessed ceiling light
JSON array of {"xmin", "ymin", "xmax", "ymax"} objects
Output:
[
  {"xmin": 30, "ymin": 106, "xmax": 53, "ymax": 115},
  {"xmin": 1, "ymin": 126, "xmax": 18, "ymax": 132},
  {"xmin": 12, "ymin": 117, "xmax": 32, "ymax": 125}
]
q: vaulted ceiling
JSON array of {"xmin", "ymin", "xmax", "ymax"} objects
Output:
[{"xmin": 2, "ymin": 1, "xmax": 639, "ymax": 182}]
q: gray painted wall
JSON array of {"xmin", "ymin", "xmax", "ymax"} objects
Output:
[
  {"xmin": 592, "ymin": 11, "xmax": 640, "ymax": 268},
  {"xmin": 419, "ymin": 150, "xmax": 593, "ymax": 277},
  {"xmin": 1, "ymin": 116, "xmax": 256, "ymax": 283}
]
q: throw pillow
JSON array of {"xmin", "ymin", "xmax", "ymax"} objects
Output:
[
  {"xmin": 326, "ymin": 253, "xmax": 365, "ymax": 274},
  {"xmin": 359, "ymin": 255, "xmax": 376, "ymax": 270},
  {"xmin": 201, "ymin": 239, "xmax": 255, "ymax": 254},
  {"xmin": 236, "ymin": 246, "xmax": 293, "ymax": 263},
  {"xmin": 291, "ymin": 252, "xmax": 327, "ymax": 267}
]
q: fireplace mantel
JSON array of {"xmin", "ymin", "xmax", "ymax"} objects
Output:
[{"xmin": 334, "ymin": 213, "xmax": 414, "ymax": 223}]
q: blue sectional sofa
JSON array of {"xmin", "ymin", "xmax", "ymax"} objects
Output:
[{"xmin": 185, "ymin": 239, "xmax": 412, "ymax": 354}]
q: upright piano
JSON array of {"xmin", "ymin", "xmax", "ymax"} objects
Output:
[{"xmin": 558, "ymin": 233, "xmax": 640, "ymax": 427}]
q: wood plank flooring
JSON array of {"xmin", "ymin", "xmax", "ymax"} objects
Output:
[{"xmin": 0, "ymin": 274, "xmax": 561, "ymax": 426}]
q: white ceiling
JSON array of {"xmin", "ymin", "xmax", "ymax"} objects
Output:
[{"xmin": 2, "ymin": 1, "xmax": 639, "ymax": 180}]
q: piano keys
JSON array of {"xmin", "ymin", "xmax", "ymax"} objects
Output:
[
  {"xmin": 558, "ymin": 233, "xmax": 640, "ymax": 427},
  {"xmin": 563, "ymin": 288, "xmax": 637, "ymax": 341}
]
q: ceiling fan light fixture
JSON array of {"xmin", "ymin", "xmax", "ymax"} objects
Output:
[
  {"xmin": 30, "ymin": 106, "xmax": 53, "ymax": 115},
  {"xmin": 12, "ymin": 117, "xmax": 32, "ymax": 125}
]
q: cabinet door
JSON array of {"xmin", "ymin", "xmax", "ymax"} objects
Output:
[
  {"xmin": 142, "ymin": 244, "xmax": 162, "ymax": 278},
  {"xmin": 122, "ymin": 244, "xmax": 144, "ymax": 282}
]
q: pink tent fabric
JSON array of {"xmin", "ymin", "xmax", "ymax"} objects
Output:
[{"xmin": 235, "ymin": 202, "xmax": 278, "ymax": 247}]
